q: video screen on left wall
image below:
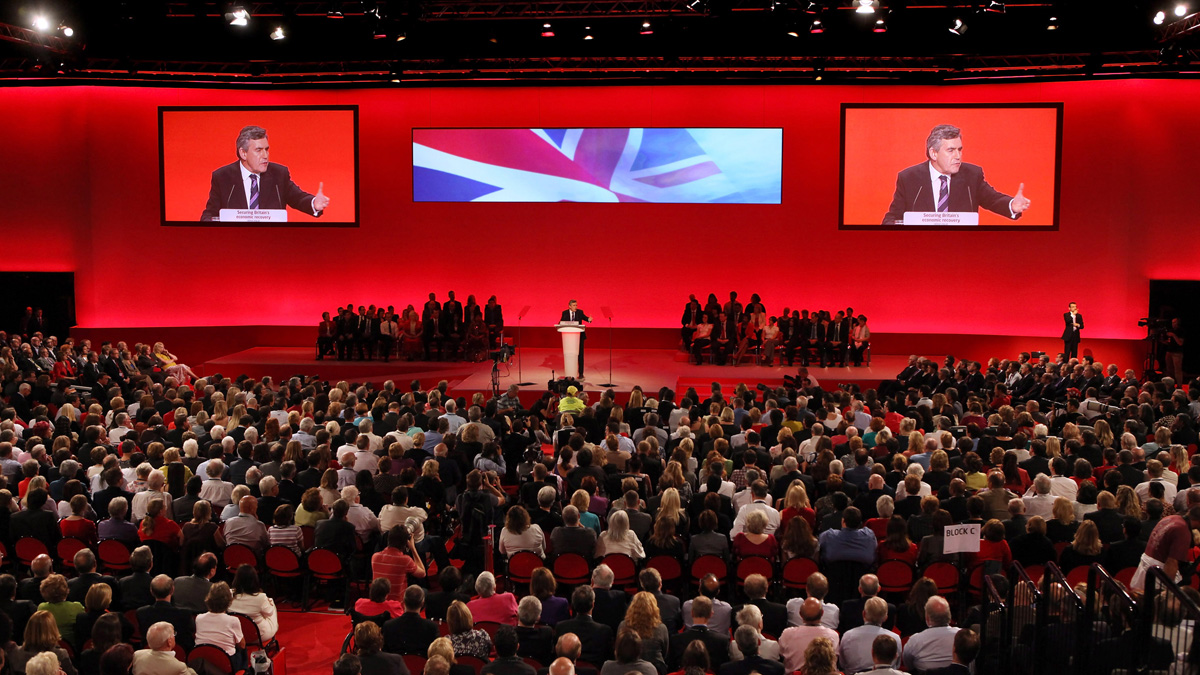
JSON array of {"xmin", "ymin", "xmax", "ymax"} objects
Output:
[{"xmin": 160, "ymin": 106, "xmax": 358, "ymax": 226}]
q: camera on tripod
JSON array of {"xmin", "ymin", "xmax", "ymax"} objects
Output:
[{"xmin": 489, "ymin": 344, "xmax": 514, "ymax": 364}]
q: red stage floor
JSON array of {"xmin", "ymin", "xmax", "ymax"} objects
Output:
[{"xmin": 199, "ymin": 347, "xmax": 921, "ymax": 401}]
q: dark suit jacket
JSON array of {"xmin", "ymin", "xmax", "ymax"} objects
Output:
[
  {"xmin": 0, "ymin": 598, "xmax": 36, "ymax": 638},
  {"xmin": 69, "ymin": 572, "xmax": 120, "ymax": 605},
  {"xmin": 200, "ymin": 161, "xmax": 322, "ymax": 221},
  {"xmin": 137, "ymin": 600, "xmax": 197, "ymax": 648},
  {"xmin": 481, "ymin": 656, "xmax": 535, "ymax": 675},
  {"xmin": 743, "ymin": 598, "xmax": 788, "ymax": 639},
  {"xmin": 927, "ymin": 664, "xmax": 971, "ymax": 675},
  {"xmin": 653, "ymin": 591, "xmax": 682, "ymax": 632},
  {"xmin": 118, "ymin": 571, "xmax": 155, "ymax": 611},
  {"xmin": 516, "ymin": 625, "xmax": 556, "ymax": 666},
  {"xmin": 668, "ymin": 626, "xmax": 729, "ymax": 670},
  {"xmin": 359, "ymin": 651, "xmax": 410, "ymax": 675},
  {"xmin": 1062, "ymin": 312, "xmax": 1084, "ymax": 340},
  {"xmin": 592, "ymin": 588, "xmax": 629, "ymax": 629},
  {"xmin": 718, "ymin": 655, "xmax": 785, "ymax": 675},
  {"xmin": 383, "ymin": 612, "xmax": 440, "ymax": 655},
  {"xmin": 10, "ymin": 508, "xmax": 60, "ymax": 545},
  {"xmin": 883, "ymin": 162, "xmax": 1018, "ymax": 225},
  {"xmin": 838, "ymin": 598, "xmax": 897, "ymax": 633},
  {"xmin": 560, "ymin": 309, "xmax": 590, "ymax": 340},
  {"xmin": 554, "ymin": 615, "xmax": 613, "ymax": 666},
  {"xmin": 18, "ymin": 576, "xmax": 46, "ymax": 604}
]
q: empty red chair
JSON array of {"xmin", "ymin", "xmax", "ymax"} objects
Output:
[
  {"xmin": 404, "ymin": 655, "xmax": 428, "ymax": 673},
  {"xmin": 646, "ymin": 555, "xmax": 683, "ymax": 585},
  {"xmin": 690, "ymin": 555, "xmax": 728, "ymax": 585},
  {"xmin": 97, "ymin": 539, "xmax": 132, "ymax": 574},
  {"xmin": 601, "ymin": 553, "xmax": 638, "ymax": 590},
  {"xmin": 188, "ymin": 645, "xmax": 245, "ymax": 675},
  {"xmin": 1113, "ymin": 567, "xmax": 1135, "ymax": 588},
  {"xmin": 923, "ymin": 562, "xmax": 960, "ymax": 595},
  {"xmin": 15, "ymin": 537, "xmax": 49, "ymax": 567},
  {"xmin": 552, "ymin": 553, "xmax": 590, "ymax": 586},
  {"xmin": 222, "ymin": 543, "xmax": 259, "ymax": 575},
  {"xmin": 876, "ymin": 560, "xmax": 916, "ymax": 596},
  {"xmin": 456, "ymin": 655, "xmax": 487, "ymax": 675},
  {"xmin": 781, "ymin": 557, "xmax": 819, "ymax": 592},
  {"xmin": 735, "ymin": 556, "xmax": 774, "ymax": 586},
  {"xmin": 507, "ymin": 551, "xmax": 543, "ymax": 589},
  {"xmin": 56, "ymin": 538, "xmax": 89, "ymax": 573},
  {"xmin": 1065, "ymin": 565, "xmax": 1090, "ymax": 589}
]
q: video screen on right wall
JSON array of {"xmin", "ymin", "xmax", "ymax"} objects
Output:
[{"xmin": 840, "ymin": 103, "xmax": 1062, "ymax": 230}]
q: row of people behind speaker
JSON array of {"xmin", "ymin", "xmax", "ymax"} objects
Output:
[
  {"xmin": 681, "ymin": 296, "xmax": 869, "ymax": 368},
  {"xmin": 318, "ymin": 293, "xmax": 504, "ymax": 362}
]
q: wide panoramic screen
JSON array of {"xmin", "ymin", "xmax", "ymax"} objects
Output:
[
  {"xmin": 160, "ymin": 106, "xmax": 358, "ymax": 226},
  {"xmin": 412, "ymin": 127, "xmax": 783, "ymax": 203},
  {"xmin": 841, "ymin": 104, "xmax": 1061, "ymax": 229}
]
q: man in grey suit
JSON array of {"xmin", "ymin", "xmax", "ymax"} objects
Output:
[{"xmin": 172, "ymin": 553, "xmax": 217, "ymax": 613}]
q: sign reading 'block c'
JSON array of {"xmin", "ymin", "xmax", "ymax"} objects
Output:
[{"xmin": 942, "ymin": 523, "xmax": 982, "ymax": 554}]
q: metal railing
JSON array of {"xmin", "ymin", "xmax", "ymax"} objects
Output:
[{"xmin": 1143, "ymin": 566, "xmax": 1200, "ymax": 675}]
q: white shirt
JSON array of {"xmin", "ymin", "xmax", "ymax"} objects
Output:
[
  {"xmin": 786, "ymin": 598, "xmax": 839, "ymax": 631},
  {"xmin": 698, "ymin": 480, "xmax": 736, "ymax": 499},
  {"xmin": 729, "ymin": 630, "xmax": 781, "ymax": 662},
  {"xmin": 732, "ymin": 489, "xmax": 773, "ymax": 514},
  {"xmin": 1048, "ymin": 475, "xmax": 1079, "ymax": 501},
  {"xmin": 928, "ymin": 160, "xmax": 1017, "ymax": 218},
  {"xmin": 1022, "ymin": 493, "xmax": 1056, "ymax": 519},
  {"xmin": 1136, "ymin": 478, "xmax": 1178, "ymax": 505},
  {"xmin": 346, "ymin": 502, "xmax": 380, "ymax": 542},
  {"xmin": 730, "ymin": 500, "xmax": 781, "ymax": 536},
  {"xmin": 238, "ymin": 162, "xmax": 321, "ymax": 216},
  {"xmin": 440, "ymin": 413, "xmax": 466, "ymax": 434},
  {"xmin": 839, "ymin": 624, "xmax": 902, "ymax": 675}
]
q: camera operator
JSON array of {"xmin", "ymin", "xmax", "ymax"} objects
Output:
[{"xmin": 1163, "ymin": 318, "xmax": 1186, "ymax": 384}]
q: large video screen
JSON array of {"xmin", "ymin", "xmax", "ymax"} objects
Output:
[
  {"xmin": 840, "ymin": 104, "xmax": 1061, "ymax": 229},
  {"xmin": 413, "ymin": 128, "xmax": 783, "ymax": 203},
  {"xmin": 160, "ymin": 106, "xmax": 358, "ymax": 226}
]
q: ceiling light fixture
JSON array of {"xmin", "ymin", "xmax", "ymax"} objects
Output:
[
  {"xmin": 228, "ymin": 6, "xmax": 250, "ymax": 26},
  {"xmin": 982, "ymin": 1, "xmax": 1005, "ymax": 13},
  {"xmin": 32, "ymin": 15, "xmax": 51, "ymax": 31},
  {"xmin": 1046, "ymin": 15, "xmax": 1058, "ymax": 29},
  {"xmin": 1176, "ymin": 3, "xmax": 1189, "ymax": 17},
  {"xmin": 949, "ymin": 17, "xmax": 967, "ymax": 35},
  {"xmin": 854, "ymin": 0, "xmax": 877, "ymax": 14},
  {"xmin": 58, "ymin": 23, "xmax": 74, "ymax": 37},
  {"xmin": 584, "ymin": 26, "xmax": 594, "ymax": 39},
  {"xmin": 640, "ymin": 20, "xmax": 653, "ymax": 34},
  {"xmin": 270, "ymin": 25, "xmax": 285, "ymax": 39},
  {"xmin": 810, "ymin": 18, "xmax": 824, "ymax": 32},
  {"xmin": 1154, "ymin": 10, "xmax": 1166, "ymax": 24},
  {"xmin": 541, "ymin": 22, "xmax": 555, "ymax": 37},
  {"xmin": 873, "ymin": 17, "xmax": 886, "ymax": 32}
]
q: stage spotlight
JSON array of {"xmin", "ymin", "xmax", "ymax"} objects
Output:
[
  {"xmin": 31, "ymin": 15, "xmax": 51, "ymax": 31},
  {"xmin": 873, "ymin": 17, "xmax": 886, "ymax": 32},
  {"xmin": 1154, "ymin": 10, "xmax": 1166, "ymax": 23},
  {"xmin": 981, "ymin": 1, "xmax": 1005, "ymax": 13},
  {"xmin": 1046, "ymin": 15, "xmax": 1058, "ymax": 30},
  {"xmin": 814, "ymin": 64, "xmax": 825, "ymax": 80},
  {"xmin": 786, "ymin": 22, "xmax": 800, "ymax": 36},
  {"xmin": 58, "ymin": 23, "xmax": 74, "ymax": 37},
  {"xmin": 541, "ymin": 22, "xmax": 555, "ymax": 36},
  {"xmin": 949, "ymin": 17, "xmax": 966, "ymax": 35},
  {"xmin": 270, "ymin": 25, "xmax": 285, "ymax": 40},
  {"xmin": 396, "ymin": 30, "xmax": 407, "ymax": 41},
  {"xmin": 803, "ymin": 1, "xmax": 821, "ymax": 13},
  {"xmin": 1176, "ymin": 3, "xmax": 1189, "ymax": 17},
  {"xmin": 327, "ymin": 3, "xmax": 344, "ymax": 18},
  {"xmin": 583, "ymin": 26, "xmax": 594, "ymax": 39},
  {"xmin": 640, "ymin": 20, "xmax": 653, "ymax": 34},
  {"xmin": 228, "ymin": 6, "xmax": 250, "ymax": 26},
  {"xmin": 853, "ymin": 0, "xmax": 877, "ymax": 14},
  {"xmin": 809, "ymin": 18, "xmax": 824, "ymax": 32}
]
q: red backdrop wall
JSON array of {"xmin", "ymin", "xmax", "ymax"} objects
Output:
[{"xmin": 2, "ymin": 80, "xmax": 1197, "ymax": 347}]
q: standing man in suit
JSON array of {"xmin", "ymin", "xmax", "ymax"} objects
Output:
[
  {"xmin": 443, "ymin": 292, "xmax": 464, "ymax": 328},
  {"xmin": 560, "ymin": 300, "xmax": 592, "ymax": 377},
  {"xmin": 1063, "ymin": 302, "xmax": 1083, "ymax": 360},
  {"xmin": 200, "ymin": 125, "xmax": 330, "ymax": 221},
  {"xmin": 883, "ymin": 124, "xmax": 1031, "ymax": 225}
]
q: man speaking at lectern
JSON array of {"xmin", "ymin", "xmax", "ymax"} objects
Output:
[
  {"xmin": 882, "ymin": 124, "xmax": 1031, "ymax": 225},
  {"xmin": 560, "ymin": 300, "xmax": 592, "ymax": 378},
  {"xmin": 200, "ymin": 125, "xmax": 331, "ymax": 221}
]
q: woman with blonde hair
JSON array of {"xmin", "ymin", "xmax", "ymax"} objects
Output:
[
  {"xmin": 446, "ymin": 601, "xmax": 492, "ymax": 659},
  {"xmin": 10, "ymin": 610, "xmax": 77, "ymax": 675},
  {"xmin": 733, "ymin": 509, "xmax": 779, "ymax": 559},
  {"xmin": 655, "ymin": 487, "xmax": 689, "ymax": 536},
  {"xmin": 1045, "ymin": 436, "xmax": 1062, "ymax": 459},
  {"xmin": 596, "ymin": 510, "xmax": 646, "ymax": 560},
  {"xmin": 617, "ymin": 592, "xmax": 667, "ymax": 672},
  {"xmin": 569, "ymin": 490, "xmax": 600, "ymax": 534},
  {"xmin": 779, "ymin": 482, "xmax": 815, "ymax": 531},
  {"xmin": 801, "ymin": 637, "xmax": 839, "ymax": 675},
  {"xmin": 1046, "ymin": 496, "xmax": 1079, "ymax": 543},
  {"xmin": 1058, "ymin": 520, "xmax": 1103, "ymax": 572},
  {"xmin": 1114, "ymin": 485, "xmax": 1143, "ymax": 519}
]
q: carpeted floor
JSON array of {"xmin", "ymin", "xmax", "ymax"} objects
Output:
[{"xmin": 276, "ymin": 608, "xmax": 352, "ymax": 675}]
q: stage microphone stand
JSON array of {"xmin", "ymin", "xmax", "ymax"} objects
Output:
[
  {"xmin": 516, "ymin": 305, "xmax": 534, "ymax": 386},
  {"xmin": 599, "ymin": 306, "xmax": 616, "ymax": 388}
]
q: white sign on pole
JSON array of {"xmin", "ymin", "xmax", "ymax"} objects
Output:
[{"xmin": 942, "ymin": 523, "xmax": 981, "ymax": 554}]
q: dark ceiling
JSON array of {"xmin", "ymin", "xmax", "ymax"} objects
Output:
[{"xmin": 1, "ymin": 0, "xmax": 1197, "ymax": 84}]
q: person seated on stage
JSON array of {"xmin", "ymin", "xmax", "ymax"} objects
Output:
[
  {"xmin": 713, "ymin": 312, "xmax": 735, "ymax": 366},
  {"xmin": 379, "ymin": 311, "xmax": 399, "ymax": 363},
  {"xmin": 464, "ymin": 316, "xmax": 490, "ymax": 363},
  {"xmin": 681, "ymin": 295, "xmax": 703, "ymax": 352},
  {"xmin": 690, "ymin": 315, "xmax": 713, "ymax": 365},
  {"xmin": 825, "ymin": 311, "xmax": 851, "ymax": 368},
  {"xmin": 337, "ymin": 306, "xmax": 357, "ymax": 361},
  {"xmin": 733, "ymin": 310, "xmax": 766, "ymax": 366},
  {"xmin": 439, "ymin": 306, "xmax": 465, "ymax": 361},
  {"xmin": 423, "ymin": 309, "xmax": 444, "ymax": 360},
  {"xmin": 761, "ymin": 317, "xmax": 783, "ymax": 367},
  {"xmin": 400, "ymin": 308, "xmax": 423, "ymax": 361},
  {"xmin": 318, "ymin": 311, "xmax": 338, "ymax": 360},
  {"xmin": 850, "ymin": 315, "xmax": 871, "ymax": 367}
]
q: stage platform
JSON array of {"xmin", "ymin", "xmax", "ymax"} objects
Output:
[{"xmin": 198, "ymin": 346, "xmax": 918, "ymax": 402}]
